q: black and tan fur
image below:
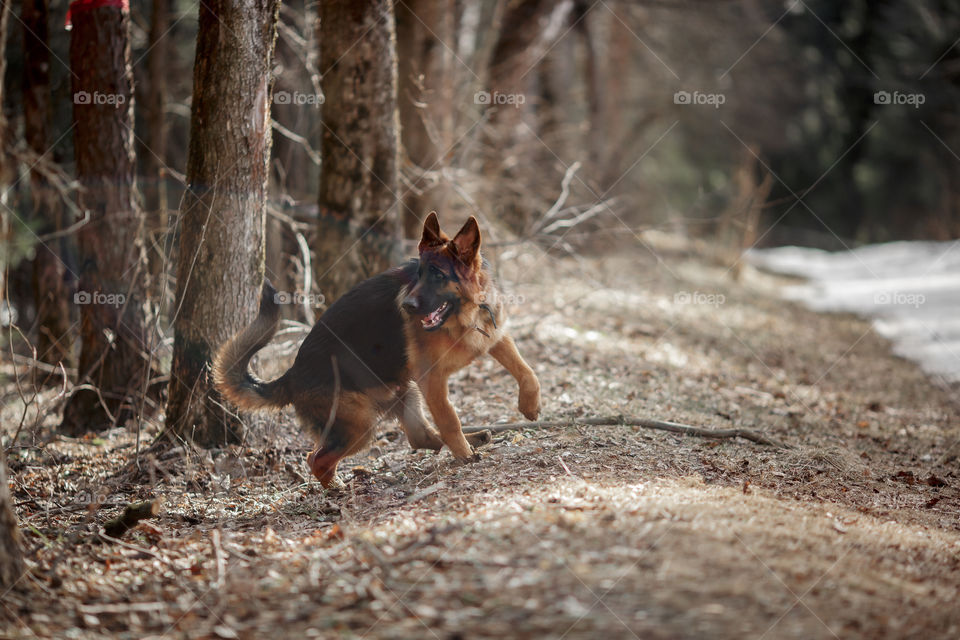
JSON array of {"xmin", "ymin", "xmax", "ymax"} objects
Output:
[{"xmin": 213, "ymin": 213, "xmax": 541, "ymax": 487}]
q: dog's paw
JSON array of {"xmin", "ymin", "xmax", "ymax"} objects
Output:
[
  {"xmin": 519, "ymin": 378, "xmax": 541, "ymax": 421},
  {"xmin": 452, "ymin": 451, "xmax": 483, "ymax": 465},
  {"xmin": 322, "ymin": 474, "xmax": 347, "ymax": 491}
]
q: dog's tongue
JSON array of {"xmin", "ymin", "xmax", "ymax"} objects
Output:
[{"xmin": 422, "ymin": 303, "xmax": 447, "ymax": 328}]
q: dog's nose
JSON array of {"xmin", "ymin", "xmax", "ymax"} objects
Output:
[{"xmin": 401, "ymin": 295, "xmax": 419, "ymax": 313}]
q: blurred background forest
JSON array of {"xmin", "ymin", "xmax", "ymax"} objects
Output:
[
  {"xmin": 4, "ymin": 0, "xmax": 960, "ymax": 262},
  {"xmin": 0, "ymin": 0, "xmax": 956, "ymax": 439},
  {"xmin": 0, "ymin": 0, "xmax": 957, "ymax": 443}
]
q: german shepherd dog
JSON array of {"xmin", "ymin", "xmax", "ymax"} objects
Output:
[{"xmin": 213, "ymin": 213, "xmax": 541, "ymax": 487}]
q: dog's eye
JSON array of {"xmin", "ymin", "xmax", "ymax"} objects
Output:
[{"xmin": 429, "ymin": 266, "xmax": 445, "ymax": 282}]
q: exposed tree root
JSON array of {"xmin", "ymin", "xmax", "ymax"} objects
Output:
[
  {"xmin": 103, "ymin": 499, "xmax": 160, "ymax": 538},
  {"xmin": 463, "ymin": 415, "xmax": 788, "ymax": 448}
]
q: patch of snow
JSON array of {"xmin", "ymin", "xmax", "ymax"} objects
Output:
[{"xmin": 746, "ymin": 240, "xmax": 960, "ymax": 382}]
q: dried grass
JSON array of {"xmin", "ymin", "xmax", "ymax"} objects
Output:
[{"xmin": 2, "ymin": 247, "xmax": 958, "ymax": 639}]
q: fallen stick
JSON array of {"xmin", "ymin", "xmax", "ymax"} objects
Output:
[
  {"xmin": 78, "ymin": 602, "xmax": 167, "ymax": 615},
  {"xmin": 103, "ymin": 499, "xmax": 160, "ymax": 538},
  {"xmin": 463, "ymin": 415, "xmax": 787, "ymax": 448}
]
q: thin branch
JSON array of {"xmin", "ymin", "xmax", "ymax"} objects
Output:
[
  {"xmin": 38, "ymin": 209, "xmax": 90, "ymax": 241},
  {"xmin": 463, "ymin": 415, "xmax": 787, "ymax": 448},
  {"xmin": 535, "ymin": 160, "xmax": 582, "ymax": 232},
  {"xmin": 294, "ymin": 231, "xmax": 315, "ymax": 325},
  {"xmin": 271, "ymin": 120, "xmax": 321, "ymax": 165}
]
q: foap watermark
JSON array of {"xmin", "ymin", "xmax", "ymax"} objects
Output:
[
  {"xmin": 674, "ymin": 90, "xmax": 725, "ymax": 109},
  {"xmin": 874, "ymin": 290, "xmax": 925, "ymax": 309},
  {"xmin": 873, "ymin": 90, "xmax": 925, "ymax": 108},
  {"xmin": 274, "ymin": 90, "xmax": 324, "ymax": 106},
  {"xmin": 274, "ymin": 291, "xmax": 325, "ymax": 307},
  {"xmin": 478, "ymin": 292, "xmax": 526, "ymax": 306},
  {"xmin": 73, "ymin": 90, "xmax": 126, "ymax": 106},
  {"xmin": 674, "ymin": 291, "xmax": 725, "ymax": 307},
  {"xmin": 474, "ymin": 90, "xmax": 526, "ymax": 108},
  {"xmin": 75, "ymin": 491, "xmax": 113, "ymax": 507},
  {"xmin": 74, "ymin": 291, "xmax": 126, "ymax": 308}
]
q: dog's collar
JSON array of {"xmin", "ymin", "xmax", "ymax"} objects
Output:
[
  {"xmin": 478, "ymin": 303, "xmax": 498, "ymax": 329},
  {"xmin": 474, "ymin": 303, "xmax": 498, "ymax": 338}
]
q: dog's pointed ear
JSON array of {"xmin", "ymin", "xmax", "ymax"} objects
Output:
[
  {"xmin": 452, "ymin": 216, "xmax": 481, "ymax": 265},
  {"xmin": 418, "ymin": 211, "xmax": 443, "ymax": 252}
]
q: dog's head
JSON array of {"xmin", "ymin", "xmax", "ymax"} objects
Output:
[{"xmin": 402, "ymin": 212, "xmax": 484, "ymax": 332}]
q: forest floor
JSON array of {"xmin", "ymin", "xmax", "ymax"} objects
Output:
[{"xmin": 2, "ymin": 237, "xmax": 960, "ymax": 639}]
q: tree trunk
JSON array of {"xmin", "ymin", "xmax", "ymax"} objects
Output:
[
  {"xmin": 315, "ymin": 0, "xmax": 401, "ymax": 301},
  {"xmin": 483, "ymin": 0, "xmax": 573, "ymax": 142},
  {"xmin": 599, "ymin": 3, "xmax": 632, "ymax": 191},
  {"xmin": 480, "ymin": 0, "xmax": 574, "ymax": 230},
  {"xmin": 0, "ymin": 446, "xmax": 23, "ymax": 590},
  {"xmin": 143, "ymin": 0, "xmax": 170, "ymax": 303},
  {"xmin": 61, "ymin": 1, "xmax": 153, "ymax": 434},
  {"xmin": 0, "ymin": 0, "xmax": 24, "ymax": 591},
  {"xmin": 574, "ymin": 0, "xmax": 604, "ymax": 172},
  {"xmin": 536, "ymin": 16, "xmax": 575, "ymax": 166},
  {"xmin": 23, "ymin": 0, "xmax": 73, "ymax": 370},
  {"xmin": 163, "ymin": 0, "xmax": 280, "ymax": 447},
  {"xmin": 396, "ymin": 0, "xmax": 455, "ymax": 238}
]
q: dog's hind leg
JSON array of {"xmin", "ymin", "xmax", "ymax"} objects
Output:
[{"xmin": 300, "ymin": 392, "xmax": 377, "ymax": 488}]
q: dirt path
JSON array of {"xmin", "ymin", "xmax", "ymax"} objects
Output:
[{"xmin": 3, "ymin": 245, "xmax": 959, "ymax": 639}]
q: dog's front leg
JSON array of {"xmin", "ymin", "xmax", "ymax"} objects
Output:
[
  {"xmin": 419, "ymin": 373, "xmax": 476, "ymax": 460},
  {"xmin": 489, "ymin": 335, "xmax": 541, "ymax": 420}
]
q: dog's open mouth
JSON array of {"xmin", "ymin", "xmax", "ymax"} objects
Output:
[{"xmin": 421, "ymin": 301, "xmax": 452, "ymax": 331}]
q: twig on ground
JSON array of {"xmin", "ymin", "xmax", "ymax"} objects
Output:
[
  {"xmin": 97, "ymin": 532, "xmax": 171, "ymax": 566},
  {"xmin": 211, "ymin": 529, "xmax": 226, "ymax": 589},
  {"xmin": 463, "ymin": 415, "xmax": 787, "ymax": 448},
  {"xmin": 102, "ymin": 499, "xmax": 161, "ymax": 538},
  {"xmin": 78, "ymin": 602, "xmax": 168, "ymax": 615},
  {"xmin": 406, "ymin": 481, "xmax": 446, "ymax": 503}
]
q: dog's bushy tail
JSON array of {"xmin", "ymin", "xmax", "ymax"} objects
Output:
[{"xmin": 212, "ymin": 281, "xmax": 292, "ymax": 411}]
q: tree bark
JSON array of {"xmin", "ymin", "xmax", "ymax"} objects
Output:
[
  {"xmin": 163, "ymin": 0, "xmax": 280, "ymax": 446},
  {"xmin": 536, "ymin": 14, "xmax": 575, "ymax": 167},
  {"xmin": 574, "ymin": 0, "xmax": 604, "ymax": 172},
  {"xmin": 0, "ymin": 446, "xmax": 24, "ymax": 590},
  {"xmin": 61, "ymin": 1, "xmax": 153, "ymax": 434},
  {"xmin": 599, "ymin": 3, "xmax": 632, "ymax": 191},
  {"xmin": 23, "ymin": 0, "xmax": 73, "ymax": 370},
  {"xmin": 142, "ymin": 0, "xmax": 170, "ymax": 302},
  {"xmin": 480, "ymin": 0, "xmax": 574, "ymax": 230},
  {"xmin": 0, "ymin": 0, "xmax": 24, "ymax": 592},
  {"xmin": 315, "ymin": 0, "xmax": 401, "ymax": 301},
  {"xmin": 483, "ymin": 0, "xmax": 573, "ymax": 141},
  {"xmin": 396, "ymin": 0, "xmax": 455, "ymax": 237}
]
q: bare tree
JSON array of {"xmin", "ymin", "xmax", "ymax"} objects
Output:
[
  {"xmin": 142, "ymin": 0, "xmax": 171, "ymax": 300},
  {"xmin": 0, "ymin": 447, "xmax": 23, "ymax": 590},
  {"xmin": 0, "ymin": 0, "xmax": 24, "ymax": 591},
  {"xmin": 483, "ymin": 0, "xmax": 573, "ymax": 141},
  {"xmin": 396, "ymin": 0, "xmax": 456, "ymax": 237},
  {"xmin": 23, "ymin": 0, "xmax": 73, "ymax": 369},
  {"xmin": 479, "ymin": 0, "xmax": 574, "ymax": 230},
  {"xmin": 315, "ymin": 0, "xmax": 402, "ymax": 300},
  {"xmin": 163, "ymin": 0, "xmax": 281, "ymax": 446},
  {"xmin": 61, "ymin": 0, "xmax": 153, "ymax": 434}
]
